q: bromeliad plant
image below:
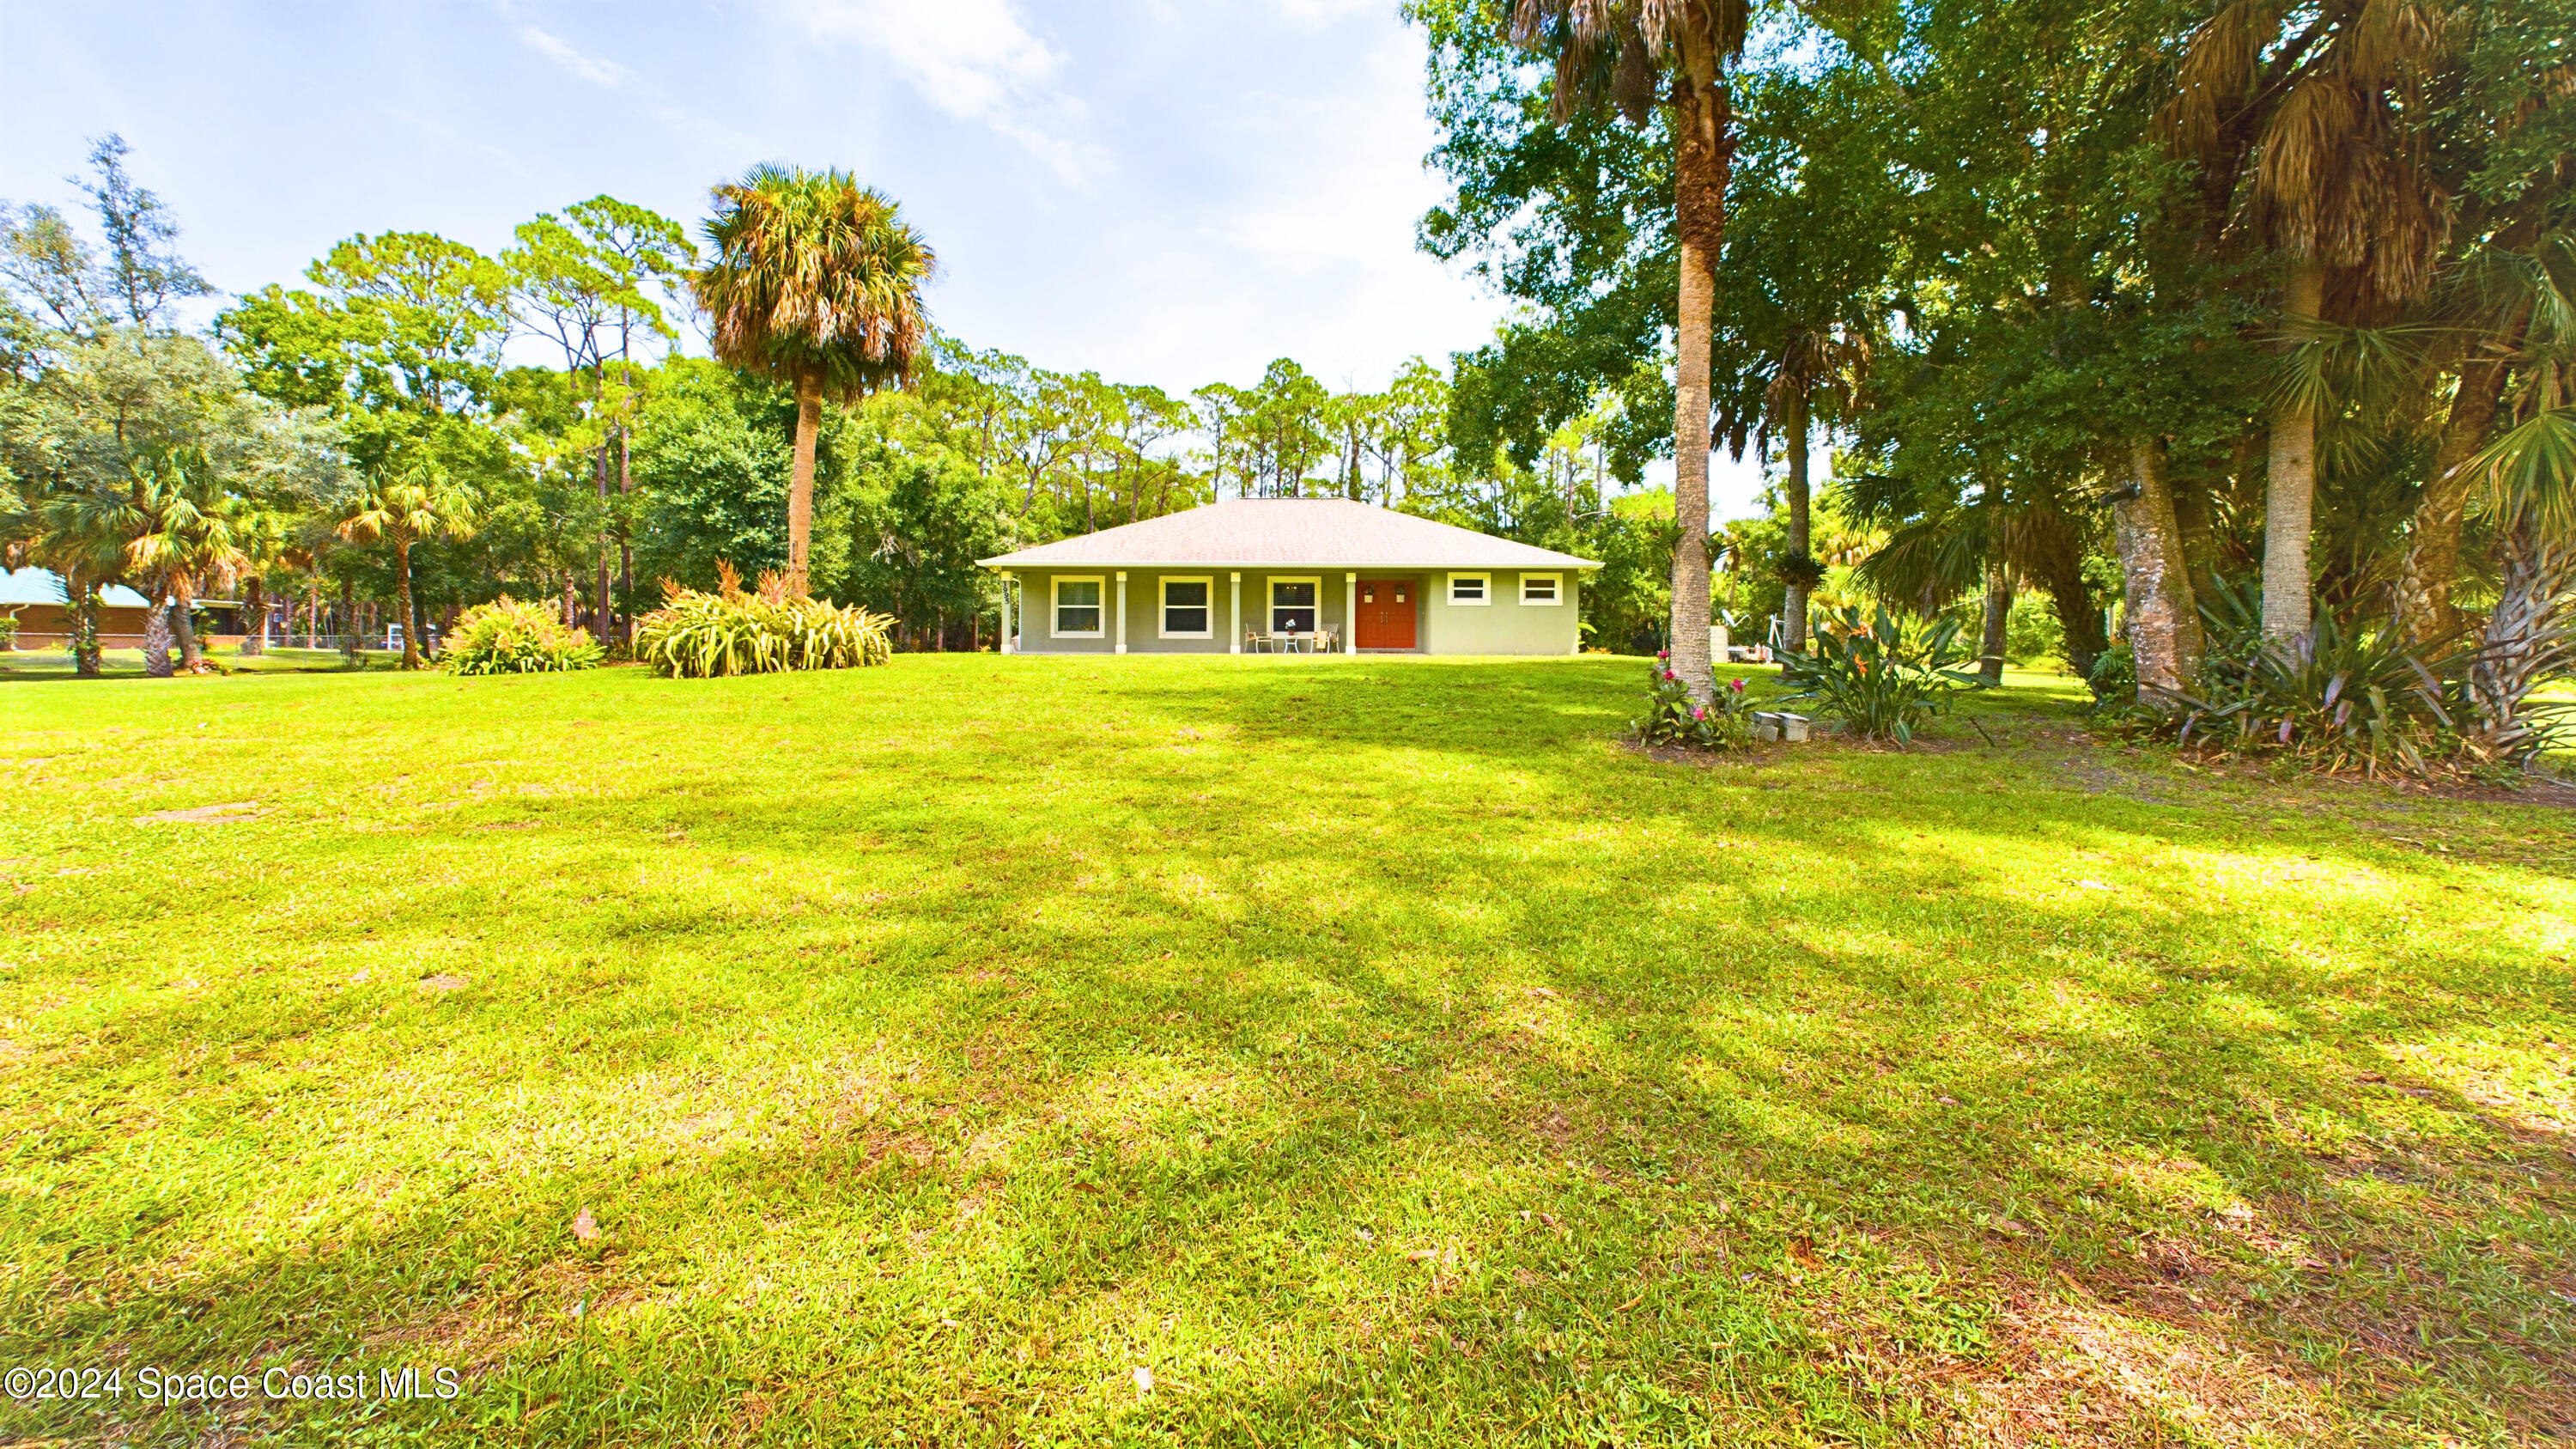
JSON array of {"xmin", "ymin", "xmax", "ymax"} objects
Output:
[
  {"xmin": 2166, "ymin": 578, "xmax": 2573, "ymax": 779},
  {"xmin": 1630, "ymin": 654, "xmax": 1759, "ymax": 750},
  {"xmin": 633, "ymin": 564, "xmax": 894, "ymax": 679},
  {"xmin": 440, "ymin": 599, "xmax": 605, "ymax": 676},
  {"xmin": 1776, "ymin": 604, "xmax": 1986, "ymax": 744}
]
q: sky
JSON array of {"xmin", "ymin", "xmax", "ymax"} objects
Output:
[{"xmin": 0, "ymin": 0, "xmax": 1776, "ymax": 517}]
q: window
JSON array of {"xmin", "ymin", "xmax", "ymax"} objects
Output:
[
  {"xmin": 1270, "ymin": 577, "xmax": 1320, "ymax": 633},
  {"xmin": 1521, "ymin": 573, "xmax": 1562, "ymax": 605},
  {"xmin": 1051, "ymin": 576, "xmax": 1103, "ymax": 637},
  {"xmin": 1449, "ymin": 573, "xmax": 1490, "ymax": 606},
  {"xmin": 1160, "ymin": 577, "xmax": 1212, "ymax": 638}
]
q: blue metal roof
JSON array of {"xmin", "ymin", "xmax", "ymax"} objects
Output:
[{"xmin": 0, "ymin": 568, "xmax": 154, "ymax": 609}]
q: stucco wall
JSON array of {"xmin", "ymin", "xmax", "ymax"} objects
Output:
[{"xmin": 1007, "ymin": 568, "xmax": 1580, "ymax": 656}]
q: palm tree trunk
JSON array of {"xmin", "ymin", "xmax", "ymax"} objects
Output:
[
  {"xmin": 143, "ymin": 587, "xmax": 175, "ymax": 678},
  {"xmin": 240, "ymin": 575, "xmax": 266, "ymax": 656},
  {"xmin": 1978, "ymin": 563, "xmax": 2014, "ymax": 685},
  {"xmin": 172, "ymin": 573, "xmax": 205, "ymax": 673},
  {"xmin": 396, "ymin": 538, "xmax": 420, "ymax": 670},
  {"xmin": 2401, "ymin": 326, "xmax": 2521, "ymax": 644},
  {"xmin": 2467, "ymin": 515, "xmax": 2573, "ymax": 764},
  {"xmin": 2261, "ymin": 260, "xmax": 2325, "ymax": 641},
  {"xmin": 340, "ymin": 576, "xmax": 359, "ymax": 664},
  {"xmin": 1783, "ymin": 387, "xmax": 1813, "ymax": 653},
  {"xmin": 70, "ymin": 572, "xmax": 101, "ymax": 677},
  {"xmin": 789, "ymin": 371, "xmax": 822, "ymax": 595},
  {"xmin": 2112, "ymin": 440, "xmax": 2202, "ymax": 703},
  {"xmin": 1665, "ymin": 75, "xmax": 1730, "ymax": 704}
]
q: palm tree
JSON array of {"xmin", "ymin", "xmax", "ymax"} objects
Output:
[
  {"xmin": 691, "ymin": 166, "xmax": 934, "ymax": 596},
  {"xmin": 335, "ymin": 463, "xmax": 477, "ymax": 670},
  {"xmin": 2162, "ymin": 0, "xmax": 2450, "ymax": 641},
  {"xmin": 122, "ymin": 453, "xmax": 251, "ymax": 675},
  {"xmin": 1759, "ymin": 324, "xmax": 1870, "ymax": 652},
  {"xmin": 3, "ymin": 480, "xmax": 130, "ymax": 677},
  {"xmin": 1507, "ymin": 0, "xmax": 1751, "ymax": 703}
]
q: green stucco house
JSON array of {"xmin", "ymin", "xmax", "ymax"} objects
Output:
[{"xmin": 979, "ymin": 498, "xmax": 1601, "ymax": 656}]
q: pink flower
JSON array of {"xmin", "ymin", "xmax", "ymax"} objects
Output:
[
  {"xmin": 1692, "ymin": 706, "xmax": 1707, "ymax": 721},
  {"xmin": 1657, "ymin": 649, "xmax": 1669, "ymax": 660},
  {"xmin": 1662, "ymin": 670, "xmax": 1676, "ymax": 681},
  {"xmin": 1729, "ymin": 677, "xmax": 1746, "ymax": 693}
]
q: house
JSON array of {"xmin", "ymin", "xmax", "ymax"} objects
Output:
[
  {"xmin": 978, "ymin": 498, "xmax": 1601, "ymax": 655},
  {"xmin": 0, "ymin": 569, "xmax": 157, "ymax": 649}
]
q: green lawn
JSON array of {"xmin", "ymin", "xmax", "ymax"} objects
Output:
[{"xmin": 3, "ymin": 655, "xmax": 2569, "ymax": 1446}]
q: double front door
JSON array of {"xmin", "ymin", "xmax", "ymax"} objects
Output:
[{"xmin": 1353, "ymin": 577, "xmax": 1417, "ymax": 650}]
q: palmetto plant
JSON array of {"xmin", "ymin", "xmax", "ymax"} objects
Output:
[{"xmin": 691, "ymin": 167, "xmax": 934, "ymax": 597}]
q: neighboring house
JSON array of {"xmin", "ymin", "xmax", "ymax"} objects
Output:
[
  {"xmin": 0, "ymin": 569, "xmax": 156, "ymax": 649},
  {"xmin": 978, "ymin": 498, "xmax": 1601, "ymax": 655}
]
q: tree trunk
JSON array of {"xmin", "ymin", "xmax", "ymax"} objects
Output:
[
  {"xmin": 240, "ymin": 575, "xmax": 266, "ymax": 656},
  {"xmin": 2466, "ymin": 515, "xmax": 2573, "ymax": 764},
  {"xmin": 172, "ymin": 573, "xmax": 205, "ymax": 673},
  {"xmin": 2112, "ymin": 440, "xmax": 2202, "ymax": 703},
  {"xmin": 1783, "ymin": 386, "xmax": 1813, "ymax": 653},
  {"xmin": 593, "ymin": 436, "xmax": 615, "ymax": 642},
  {"xmin": 563, "ymin": 572, "xmax": 580, "ymax": 630},
  {"xmin": 617, "ymin": 423, "xmax": 635, "ymax": 646},
  {"xmin": 2261, "ymin": 260, "xmax": 2325, "ymax": 641},
  {"xmin": 341, "ymin": 577, "xmax": 360, "ymax": 664},
  {"xmin": 789, "ymin": 371, "xmax": 822, "ymax": 596},
  {"xmin": 2401, "ymin": 326, "xmax": 2521, "ymax": 644},
  {"xmin": 143, "ymin": 588, "xmax": 174, "ymax": 678},
  {"xmin": 396, "ymin": 538, "xmax": 420, "ymax": 670},
  {"xmin": 1664, "ymin": 73, "xmax": 1730, "ymax": 703},
  {"xmin": 1978, "ymin": 563, "xmax": 2014, "ymax": 685},
  {"xmin": 70, "ymin": 572, "xmax": 101, "ymax": 677}
]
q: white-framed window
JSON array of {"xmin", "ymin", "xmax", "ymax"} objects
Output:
[
  {"xmin": 1270, "ymin": 576, "xmax": 1321, "ymax": 634},
  {"xmin": 1449, "ymin": 572, "xmax": 1490, "ymax": 606},
  {"xmin": 1159, "ymin": 576, "xmax": 1214, "ymax": 638},
  {"xmin": 1051, "ymin": 575, "xmax": 1104, "ymax": 637},
  {"xmin": 1520, "ymin": 572, "xmax": 1562, "ymax": 605}
]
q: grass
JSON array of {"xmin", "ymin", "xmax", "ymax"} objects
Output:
[{"xmin": 2, "ymin": 654, "xmax": 2570, "ymax": 1446}]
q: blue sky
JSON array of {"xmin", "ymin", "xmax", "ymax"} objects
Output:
[{"xmin": 0, "ymin": 0, "xmax": 1772, "ymax": 515}]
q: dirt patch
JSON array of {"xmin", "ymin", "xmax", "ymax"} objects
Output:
[
  {"xmin": 137, "ymin": 802, "xmax": 261, "ymax": 824},
  {"xmin": 417, "ymin": 974, "xmax": 470, "ymax": 994}
]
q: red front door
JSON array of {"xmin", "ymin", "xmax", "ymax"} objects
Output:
[{"xmin": 1353, "ymin": 578, "xmax": 1417, "ymax": 649}]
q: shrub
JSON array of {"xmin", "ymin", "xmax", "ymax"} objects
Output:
[
  {"xmin": 0, "ymin": 609, "xmax": 18, "ymax": 650},
  {"xmin": 1777, "ymin": 604, "xmax": 1986, "ymax": 744},
  {"xmin": 2086, "ymin": 644, "xmax": 2136, "ymax": 705},
  {"xmin": 634, "ymin": 569, "xmax": 893, "ymax": 679},
  {"xmin": 2163, "ymin": 579, "xmax": 2573, "ymax": 780},
  {"xmin": 440, "ymin": 599, "xmax": 604, "ymax": 676},
  {"xmin": 1630, "ymin": 654, "xmax": 1759, "ymax": 750}
]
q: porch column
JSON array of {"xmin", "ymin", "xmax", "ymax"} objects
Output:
[
  {"xmin": 1229, "ymin": 573, "xmax": 1242, "ymax": 653},
  {"xmin": 1345, "ymin": 573, "xmax": 1358, "ymax": 653},
  {"xmin": 999, "ymin": 572, "xmax": 1014, "ymax": 654},
  {"xmin": 1115, "ymin": 572, "xmax": 1127, "ymax": 654}
]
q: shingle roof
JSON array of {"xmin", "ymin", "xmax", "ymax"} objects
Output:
[
  {"xmin": 978, "ymin": 498, "xmax": 1601, "ymax": 571},
  {"xmin": 0, "ymin": 568, "xmax": 152, "ymax": 609}
]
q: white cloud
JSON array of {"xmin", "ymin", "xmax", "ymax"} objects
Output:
[
  {"xmin": 770, "ymin": 0, "xmax": 1108, "ymax": 184},
  {"xmin": 518, "ymin": 24, "xmax": 627, "ymax": 87}
]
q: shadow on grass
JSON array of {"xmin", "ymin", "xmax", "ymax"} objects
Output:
[{"xmin": 5, "ymin": 656, "xmax": 2570, "ymax": 1446}]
